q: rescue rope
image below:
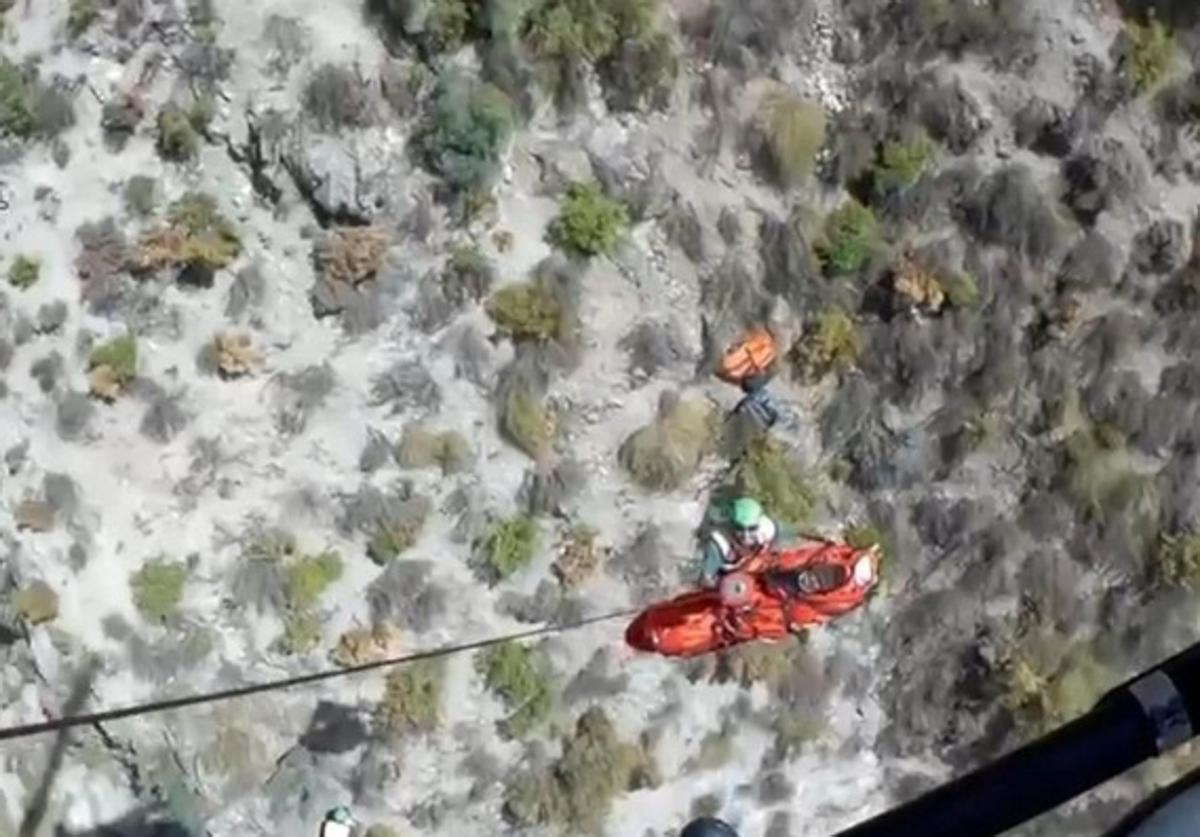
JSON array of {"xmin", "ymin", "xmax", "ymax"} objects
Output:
[{"xmin": 0, "ymin": 607, "xmax": 639, "ymax": 742}]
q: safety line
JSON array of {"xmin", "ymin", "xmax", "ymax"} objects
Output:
[{"xmin": 0, "ymin": 607, "xmax": 638, "ymax": 742}]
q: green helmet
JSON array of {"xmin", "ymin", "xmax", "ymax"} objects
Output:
[{"xmin": 730, "ymin": 497, "xmax": 763, "ymax": 529}]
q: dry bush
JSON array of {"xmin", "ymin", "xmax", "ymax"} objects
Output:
[
  {"xmin": 304, "ymin": 63, "xmax": 376, "ymax": 130},
  {"xmin": 890, "ymin": 252, "xmax": 948, "ymax": 313},
  {"xmin": 212, "ymin": 331, "xmax": 263, "ymax": 378},
  {"xmin": 498, "ymin": 380, "xmax": 557, "ymax": 461},
  {"xmin": 333, "ymin": 622, "xmax": 404, "ymax": 667},
  {"xmin": 618, "ymin": 392, "xmax": 716, "ymax": 492},
  {"xmin": 518, "ymin": 458, "xmax": 586, "ymax": 516},
  {"xmin": 377, "ymin": 659, "xmax": 444, "ymax": 737},
  {"xmin": 395, "ymin": 423, "xmax": 472, "ymax": 474},
  {"xmin": 1001, "ymin": 632, "xmax": 1113, "ymax": 737},
  {"xmin": 553, "ymin": 523, "xmax": 603, "ymax": 589},
  {"xmin": 313, "ymin": 226, "xmax": 391, "ymax": 286},
  {"xmin": 75, "ymin": 217, "xmax": 129, "ymax": 285},
  {"xmin": 755, "ymin": 87, "xmax": 826, "ymax": 187}
]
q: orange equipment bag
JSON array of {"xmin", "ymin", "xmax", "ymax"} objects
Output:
[{"xmin": 717, "ymin": 327, "xmax": 777, "ymax": 384}]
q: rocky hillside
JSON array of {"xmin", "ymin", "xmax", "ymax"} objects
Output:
[{"xmin": 3, "ymin": 0, "xmax": 1200, "ymax": 834}]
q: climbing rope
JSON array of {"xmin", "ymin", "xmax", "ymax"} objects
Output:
[{"xmin": 0, "ymin": 607, "xmax": 639, "ymax": 742}]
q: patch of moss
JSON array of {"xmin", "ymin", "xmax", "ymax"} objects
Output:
[
  {"xmin": 479, "ymin": 515, "xmax": 538, "ymax": 583},
  {"xmin": 942, "ymin": 272, "xmax": 980, "ymax": 308},
  {"xmin": 817, "ymin": 199, "xmax": 879, "ymax": 276},
  {"xmin": 130, "ymin": 557, "xmax": 188, "ymax": 624},
  {"xmin": 1127, "ymin": 16, "xmax": 1175, "ymax": 95},
  {"xmin": 477, "ymin": 640, "xmax": 556, "ymax": 738},
  {"xmin": 285, "ymin": 550, "xmax": 343, "ymax": 610},
  {"xmin": 7, "ymin": 255, "xmax": 41, "ymax": 290},
  {"xmin": 378, "ymin": 659, "xmax": 443, "ymax": 736},
  {"xmin": 547, "ymin": 180, "xmax": 628, "ymax": 258}
]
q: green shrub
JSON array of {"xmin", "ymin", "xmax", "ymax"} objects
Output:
[
  {"xmin": 618, "ymin": 396, "xmax": 716, "ymax": 491},
  {"xmin": 728, "ymin": 434, "xmax": 820, "ymax": 530},
  {"xmin": 523, "ymin": 0, "xmax": 662, "ymax": 107},
  {"xmin": 942, "ymin": 272, "xmax": 980, "ymax": 308},
  {"xmin": 758, "ymin": 89, "xmax": 825, "ymax": 187},
  {"xmin": 67, "ymin": 0, "xmax": 99, "ymax": 37},
  {"xmin": 486, "ymin": 281, "xmax": 564, "ymax": 342},
  {"xmin": 130, "ymin": 557, "xmax": 188, "ymax": 623},
  {"xmin": 789, "ymin": 308, "xmax": 861, "ymax": 383},
  {"xmin": 479, "ymin": 515, "xmax": 538, "ymax": 583},
  {"xmin": 424, "ymin": 74, "xmax": 515, "ymax": 192},
  {"xmin": 504, "ymin": 707, "xmax": 656, "ymax": 829},
  {"xmin": 156, "ymin": 104, "xmax": 201, "ymax": 161},
  {"xmin": 124, "ymin": 176, "xmax": 158, "ymax": 216},
  {"xmin": 873, "ymin": 131, "xmax": 934, "ymax": 194},
  {"xmin": 8, "ymin": 255, "xmax": 41, "ymax": 290},
  {"xmin": 548, "ymin": 181, "xmax": 628, "ymax": 258},
  {"xmin": 285, "ymin": 549, "xmax": 343, "ymax": 609},
  {"xmin": 1152, "ymin": 531, "xmax": 1200, "ymax": 590},
  {"xmin": 15, "ymin": 581, "xmax": 59, "ymax": 625},
  {"xmin": 276, "ymin": 611, "xmax": 322, "ymax": 655},
  {"xmin": 443, "ymin": 242, "xmax": 494, "ymax": 305},
  {"xmin": 0, "ymin": 58, "xmax": 35, "ymax": 139},
  {"xmin": 478, "ymin": 641, "xmax": 555, "ymax": 737},
  {"xmin": 501, "ymin": 386, "xmax": 556, "ymax": 459},
  {"xmin": 89, "ymin": 335, "xmax": 138, "ymax": 383},
  {"xmin": 1127, "ymin": 17, "xmax": 1175, "ymax": 95},
  {"xmin": 818, "ymin": 199, "xmax": 879, "ymax": 276},
  {"xmin": 378, "ymin": 659, "xmax": 443, "ymax": 736}
]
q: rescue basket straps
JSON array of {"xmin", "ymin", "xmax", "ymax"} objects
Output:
[
  {"xmin": 0, "ymin": 607, "xmax": 639, "ymax": 743},
  {"xmin": 835, "ymin": 637, "xmax": 1200, "ymax": 837}
]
